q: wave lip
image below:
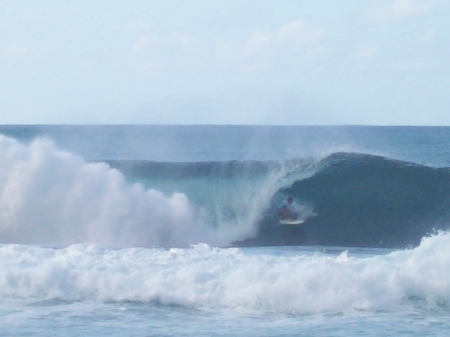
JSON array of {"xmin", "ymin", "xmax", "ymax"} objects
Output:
[{"xmin": 245, "ymin": 152, "xmax": 450, "ymax": 248}]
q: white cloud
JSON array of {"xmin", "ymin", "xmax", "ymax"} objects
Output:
[
  {"xmin": 172, "ymin": 33, "xmax": 198, "ymax": 50},
  {"xmin": 241, "ymin": 20, "xmax": 325, "ymax": 59},
  {"xmin": 243, "ymin": 32, "xmax": 272, "ymax": 56},
  {"xmin": 357, "ymin": 46, "xmax": 378, "ymax": 59},
  {"xmin": 367, "ymin": 0, "xmax": 436, "ymax": 21},
  {"xmin": 2, "ymin": 45, "xmax": 27, "ymax": 60},
  {"xmin": 128, "ymin": 33, "xmax": 199, "ymax": 72},
  {"xmin": 130, "ymin": 36, "xmax": 156, "ymax": 57},
  {"xmin": 418, "ymin": 28, "xmax": 436, "ymax": 43},
  {"xmin": 238, "ymin": 20, "xmax": 327, "ymax": 74},
  {"xmin": 277, "ymin": 20, "xmax": 326, "ymax": 48},
  {"xmin": 391, "ymin": 0, "xmax": 431, "ymax": 18}
]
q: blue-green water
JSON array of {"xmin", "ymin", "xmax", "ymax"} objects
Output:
[{"xmin": 0, "ymin": 125, "xmax": 450, "ymax": 336}]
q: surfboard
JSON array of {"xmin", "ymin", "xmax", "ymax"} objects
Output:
[{"xmin": 279, "ymin": 219, "xmax": 305, "ymax": 225}]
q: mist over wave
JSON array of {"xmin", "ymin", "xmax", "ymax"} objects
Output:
[
  {"xmin": 0, "ymin": 136, "xmax": 245, "ymax": 248},
  {"xmin": 2, "ymin": 134, "xmax": 450, "ymax": 250}
]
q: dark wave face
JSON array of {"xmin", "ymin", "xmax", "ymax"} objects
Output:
[
  {"xmin": 108, "ymin": 153, "xmax": 450, "ymax": 249},
  {"xmin": 240, "ymin": 153, "xmax": 450, "ymax": 248}
]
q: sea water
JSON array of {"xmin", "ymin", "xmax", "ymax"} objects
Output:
[{"xmin": 0, "ymin": 125, "xmax": 450, "ymax": 336}]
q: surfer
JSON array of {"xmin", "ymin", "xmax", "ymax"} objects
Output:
[{"xmin": 278, "ymin": 196, "xmax": 294, "ymax": 220}]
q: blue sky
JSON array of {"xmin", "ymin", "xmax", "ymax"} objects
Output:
[{"xmin": 1, "ymin": 0, "xmax": 449, "ymax": 125}]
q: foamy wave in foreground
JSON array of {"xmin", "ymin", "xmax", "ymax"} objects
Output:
[{"xmin": 1, "ymin": 232, "xmax": 450, "ymax": 314}]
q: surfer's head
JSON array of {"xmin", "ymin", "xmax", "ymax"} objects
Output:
[{"xmin": 288, "ymin": 197, "xmax": 293, "ymax": 204}]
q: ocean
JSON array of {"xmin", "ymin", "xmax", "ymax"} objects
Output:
[{"xmin": 0, "ymin": 125, "xmax": 449, "ymax": 336}]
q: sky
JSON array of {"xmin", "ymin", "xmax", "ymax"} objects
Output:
[{"xmin": 1, "ymin": 0, "xmax": 449, "ymax": 125}]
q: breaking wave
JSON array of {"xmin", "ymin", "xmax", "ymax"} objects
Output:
[{"xmin": 0, "ymin": 135, "xmax": 449, "ymax": 249}]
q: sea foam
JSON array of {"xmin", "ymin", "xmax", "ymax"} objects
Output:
[
  {"xmin": 1, "ymin": 232, "xmax": 450, "ymax": 314},
  {"xmin": 0, "ymin": 136, "xmax": 221, "ymax": 248}
]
